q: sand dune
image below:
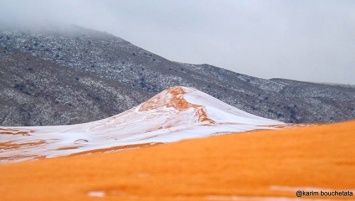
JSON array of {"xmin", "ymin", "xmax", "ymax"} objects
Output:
[
  {"xmin": 0, "ymin": 120, "xmax": 354, "ymax": 201},
  {"xmin": 0, "ymin": 86, "xmax": 282, "ymax": 163}
]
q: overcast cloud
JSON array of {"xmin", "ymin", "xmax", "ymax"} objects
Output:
[{"xmin": 1, "ymin": 0, "xmax": 354, "ymax": 84}]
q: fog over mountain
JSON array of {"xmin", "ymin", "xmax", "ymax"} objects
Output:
[{"xmin": 0, "ymin": 0, "xmax": 354, "ymax": 85}]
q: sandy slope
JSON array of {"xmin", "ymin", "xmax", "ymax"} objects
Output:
[{"xmin": 0, "ymin": 120, "xmax": 354, "ymax": 201}]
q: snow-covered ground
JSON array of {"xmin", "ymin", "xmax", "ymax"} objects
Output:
[{"xmin": 0, "ymin": 86, "xmax": 284, "ymax": 163}]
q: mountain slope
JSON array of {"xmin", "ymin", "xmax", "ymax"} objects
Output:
[
  {"xmin": 0, "ymin": 86, "xmax": 282, "ymax": 163},
  {"xmin": 0, "ymin": 50, "xmax": 150, "ymax": 126},
  {"xmin": 0, "ymin": 26, "xmax": 354, "ymax": 125}
]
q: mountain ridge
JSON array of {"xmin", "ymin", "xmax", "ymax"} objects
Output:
[{"xmin": 0, "ymin": 25, "xmax": 354, "ymax": 125}]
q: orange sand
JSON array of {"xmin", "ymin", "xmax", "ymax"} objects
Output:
[
  {"xmin": 0, "ymin": 121, "xmax": 354, "ymax": 201},
  {"xmin": 139, "ymin": 87, "xmax": 215, "ymax": 124},
  {"xmin": 0, "ymin": 128, "xmax": 33, "ymax": 136}
]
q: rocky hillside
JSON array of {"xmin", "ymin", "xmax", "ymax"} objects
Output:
[{"xmin": 0, "ymin": 26, "xmax": 354, "ymax": 126}]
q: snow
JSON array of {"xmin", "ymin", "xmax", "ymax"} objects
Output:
[
  {"xmin": 88, "ymin": 191, "xmax": 105, "ymax": 198},
  {"xmin": 184, "ymin": 88, "xmax": 280, "ymax": 125},
  {"xmin": 0, "ymin": 86, "xmax": 284, "ymax": 163}
]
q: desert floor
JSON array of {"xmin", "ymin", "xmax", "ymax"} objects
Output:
[{"xmin": 0, "ymin": 120, "xmax": 354, "ymax": 201}]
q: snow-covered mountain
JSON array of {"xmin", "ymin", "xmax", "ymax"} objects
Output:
[{"xmin": 0, "ymin": 87, "xmax": 283, "ymax": 163}]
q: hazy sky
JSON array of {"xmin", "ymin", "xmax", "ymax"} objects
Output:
[{"xmin": 1, "ymin": 0, "xmax": 354, "ymax": 84}]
